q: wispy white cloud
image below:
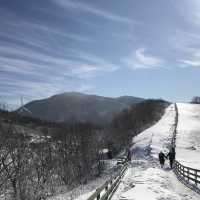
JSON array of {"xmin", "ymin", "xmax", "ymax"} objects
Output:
[
  {"xmin": 71, "ymin": 63, "xmax": 118, "ymax": 78},
  {"xmin": 179, "ymin": 49, "xmax": 200, "ymax": 68},
  {"xmin": 7, "ymin": 20, "xmax": 93, "ymax": 43},
  {"xmin": 69, "ymin": 50, "xmax": 120, "ymax": 74},
  {"xmin": 124, "ymin": 48, "xmax": 163, "ymax": 69},
  {"xmin": 135, "ymin": 48, "xmax": 162, "ymax": 66},
  {"xmin": 51, "ymin": 0, "xmax": 133, "ymax": 24},
  {"xmin": 0, "ymin": 13, "xmax": 119, "ymax": 78},
  {"xmin": 180, "ymin": 59, "xmax": 200, "ymax": 67},
  {"xmin": 0, "ymin": 43, "xmax": 119, "ymax": 78}
]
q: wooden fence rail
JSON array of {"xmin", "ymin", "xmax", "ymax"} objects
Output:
[
  {"xmin": 87, "ymin": 164, "xmax": 127, "ymax": 200},
  {"xmin": 174, "ymin": 160, "xmax": 200, "ymax": 189}
]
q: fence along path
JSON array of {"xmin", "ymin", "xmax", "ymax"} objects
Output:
[
  {"xmin": 174, "ymin": 161, "xmax": 200, "ymax": 189},
  {"xmin": 173, "ymin": 103, "xmax": 200, "ymax": 193},
  {"xmin": 87, "ymin": 164, "xmax": 127, "ymax": 200},
  {"xmin": 87, "ymin": 103, "xmax": 200, "ymax": 199},
  {"xmin": 87, "ymin": 104, "xmax": 177, "ymax": 200}
]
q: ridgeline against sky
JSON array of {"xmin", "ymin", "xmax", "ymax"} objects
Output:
[{"xmin": 0, "ymin": 0, "xmax": 200, "ymax": 107}]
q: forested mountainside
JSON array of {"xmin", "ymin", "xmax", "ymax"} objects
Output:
[{"xmin": 18, "ymin": 92, "xmax": 144, "ymax": 124}]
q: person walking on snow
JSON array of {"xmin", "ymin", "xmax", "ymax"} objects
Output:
[
  {"xmin": 126, "ymin": 148, "xmax": 132, "ymax": 162},
  {"xmin": 167, "ymin": 147, "xmax": 176, "ymax": 169},
  {"xmin": 159, "ymin": 151, "xmax": 167, "ymax": 168}
]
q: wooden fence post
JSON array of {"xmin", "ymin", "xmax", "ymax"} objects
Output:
[
  {"xmin": 195, "ymin": 170, "xmax": 197, "ymax": 186},
  {"xmin": 87, "ymin": 164, "xmax": 128, "ymax": 200}
]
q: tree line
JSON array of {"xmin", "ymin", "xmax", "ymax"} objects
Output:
[
  {"xmin": 106, "ymin": 99, "xmax": 169, "ymax": 154},
  {"xmin": 0, "ymin": 118, "xmax": 101, "ymax": 200},
  {"xmin": 191, "ymin": 96, "xmax": 200, "ymax": 104}
]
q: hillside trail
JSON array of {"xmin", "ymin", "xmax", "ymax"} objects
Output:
[{"xmin": 111, "ymin": 104, "xmax": 200, "ymax": 200}]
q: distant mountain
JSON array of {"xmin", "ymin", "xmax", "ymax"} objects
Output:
[{"xmin": 18, "ymin": 92, "xmax": 144, "ymax": 124}]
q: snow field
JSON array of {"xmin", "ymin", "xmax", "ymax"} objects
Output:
[
  {"xmin": 176, "ymin": 103, "xmax": 200, "ymax": 169},
  {"xmin": 111, "ymin": 104, "xmax": 200, "ymax": 200}
]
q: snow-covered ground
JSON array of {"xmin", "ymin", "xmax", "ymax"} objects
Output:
[
  {"xmin": 131, "ymin": 104, "xmax": 176, "ymax": 159},
  {"xmin": 111, "ymin": 104, "xmax": 200, "ymax": 200},
  {"xmin": 48, "ymin": 159, "xmax": 120, "ymax": 200},
  {"xmin": 50, "ymin": 103, "xmax": 200, "ymax": 200},
  {"xmin": 176, "ymin": 103, "xmax": 200, "ymax": 169}
]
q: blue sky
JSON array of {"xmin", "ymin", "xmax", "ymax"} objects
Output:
[{"xmin": 0, "ymin": 0, "xmax": 200, "ymax": 108}]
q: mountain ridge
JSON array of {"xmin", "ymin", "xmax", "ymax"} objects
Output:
[{"xmin": 18, "ymin": 92, "xmax": 144, "ymax": 124}]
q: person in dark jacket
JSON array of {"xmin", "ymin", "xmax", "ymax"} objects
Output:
[
  {"xmin": 127, "ymin": 149, "xmax": 131, "ymax": 161},
  {"xmin": 167, "ymin": 147, "xmax": 176, "ymax": 169},
  {"xmin": 159, "ymin": 151, "xmax": 166, "ymax": 168}
]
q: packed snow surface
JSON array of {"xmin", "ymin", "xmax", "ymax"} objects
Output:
[
  {"xmin": 176, "ymin": 103, "xmax": 200, "ymax": 169},
  {"xmin": 111, "ymin": 104, "xmax": 200, "ymax": 200}
]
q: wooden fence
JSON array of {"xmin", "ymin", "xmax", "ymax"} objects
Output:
[
  {"xmin": 174, "ymin": 161, "xmax": 200, "ymax": 189},
  {"xmin": 87, "ymin": 164, "xmax": 127, "ymax": 200}
]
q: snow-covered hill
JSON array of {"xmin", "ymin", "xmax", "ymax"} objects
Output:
[
  {"xmin": 131, "ymin": 104, "xmax": 175, "ymax": 159},
  {"xmin": 176, "ymin": 103, "xmax": 200, "ymax": 169},
  {"xmin": 111, "ymin": 104, "xmax": 200, "ymax": 200},
  {"xmin": 50, "ymin": 103, "xmax": 200, "ymax": 200}
]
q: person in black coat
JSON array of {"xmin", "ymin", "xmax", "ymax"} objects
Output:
[
  {"xmin": 127, "ymin": 149, "xmax": 131, "ymax": 161},
  {"xmin": 159, "ymin": 151, "xmax": 167, "ymax": 168},
  {"xmin": 167, "ymin": 147, "xmax": 176, "ymax": 169}
]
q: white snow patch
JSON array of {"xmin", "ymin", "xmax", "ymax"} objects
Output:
[
  {"xmin": 75, "ymin": 191, "xmax": 94, "ymax": 200},
  {"xmin": 120, "ymin": 168, "xmax": 180, "ymax": 200},
  {"xmin": 176, "ymin": 103, "xmax": 200, "ymax": 169}
]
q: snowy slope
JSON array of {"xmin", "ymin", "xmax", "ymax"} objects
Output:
[
  {"xmin": 176, "ymin": 103, "xmax": 200, "ymax": 169},
  {"xmin": 111, "ymin": 104, "xmax": 200, "ymax": 200},
  {"xmin": 50, "ymin": 103, "xmax": 200, "ymax": 200},
  {"xmin": 131, "ymin": 104, "xmax": 175, "ymax": 159}
]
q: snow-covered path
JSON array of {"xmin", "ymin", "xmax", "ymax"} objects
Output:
[
  {"xmin": 111, "ymin": 104, "xmax": 200, "ymax": 200},
  {"xmin": 176, "ymin": 103, "xmax": 200, "ymax": 169}
]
